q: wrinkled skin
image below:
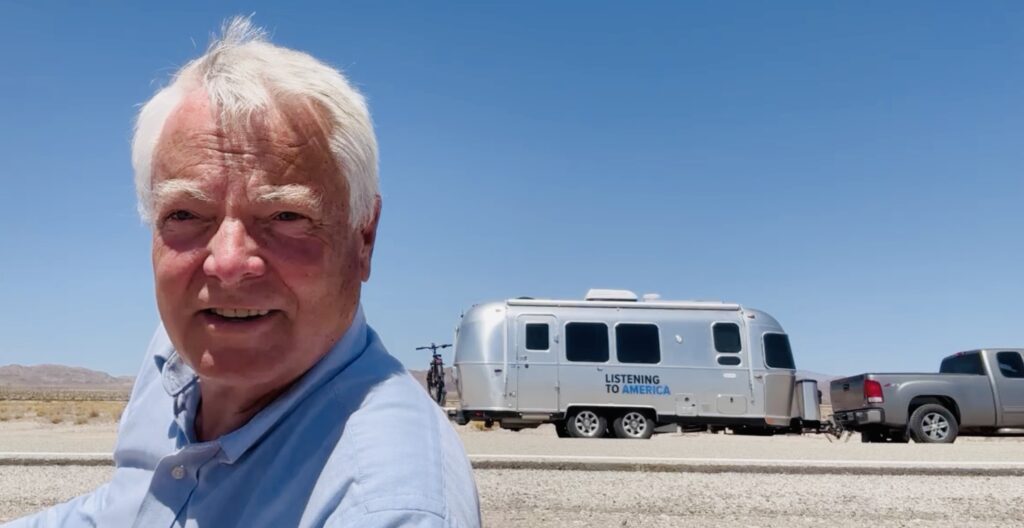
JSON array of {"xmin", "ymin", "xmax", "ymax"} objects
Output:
[{"xmin": 150, "ymin": 90, "xmax": 380, "ymax": 439}]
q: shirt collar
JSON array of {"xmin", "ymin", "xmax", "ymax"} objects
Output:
[{"xmin": 157, "ymin": 306, "xmax": 370, "ymax": 463}]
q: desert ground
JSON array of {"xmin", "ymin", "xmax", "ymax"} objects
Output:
[{"xmin": 2, "ymin": 402, "xmax": 1024, "ymax": 526}]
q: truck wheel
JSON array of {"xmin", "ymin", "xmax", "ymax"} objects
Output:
[
  {"xmin": 554, "ymin": 421, "xmax": 571, "ymax": 438},
  {"xmin": 612, "ymin": 411, "xmax": 654, "ymax": 439},
  {"xmin": 908, "ymin": 404, "xmax": 958, "ymax": 443},
  {"xmin": 567, "ymin": 409, "xmax": 607, "ymax": 438}
]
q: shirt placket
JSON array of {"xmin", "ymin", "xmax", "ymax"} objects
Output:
[{"xmin": 133, "ymin": 370, "xmax": 218, "ymax": 527}]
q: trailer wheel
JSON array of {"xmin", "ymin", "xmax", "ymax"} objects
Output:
[
  {"xmin": 612, "ymin": 411, "xmax": 654, "ymax": 439},
  {"xmin": 909, "ymin": 404, "xmax": 958, "ymax": 443},
  {"xmin": 566, "ymin": 409, "xmax": 607, "ymax": 438}
]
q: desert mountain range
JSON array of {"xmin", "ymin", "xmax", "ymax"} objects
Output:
[{"xmin": 0, "ymin": 364, "xmax": 134, "ymax": 390}]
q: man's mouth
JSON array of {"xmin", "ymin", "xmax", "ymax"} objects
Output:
[{"xmin": 202, "ymin": 308, "xmax": 276, "ymax": 322}]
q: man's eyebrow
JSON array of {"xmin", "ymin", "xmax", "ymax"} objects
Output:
[
  {"xmin": 152, "ymin": 180, "xmax": 212, "ymax": 206},
  {"xmin": 253, "ymin": 184, "xmax": 322, "ymax": 208}
]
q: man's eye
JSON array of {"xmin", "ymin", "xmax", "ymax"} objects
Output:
[
  {"xmin": 274, "ymin": 211, "xmax": 306, "ymax": 222},
  {"xmin": 166, "ymin": 210, "xmax": 197, "ymax": 222}
]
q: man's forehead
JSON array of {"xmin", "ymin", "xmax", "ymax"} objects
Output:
[
  {"xmin": 157, "ymin": 90, "xmax": 327, "ymax": 153},
  {"xmin": 152, "ymin": 90, "xmax": 341, "ymax": 190}
]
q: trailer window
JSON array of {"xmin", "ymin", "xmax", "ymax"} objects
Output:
[
  {"xmin": 615, "ymin": 324, "xmax": 660, "ymax": 364},
  {"xmin": 525, "ymin": 323, "xmax": 549, "ymax": 351},
  {"xmin": 713, "ymin": 323, "xmax": 742, "ymax": 353},
  {"xmin": 996, "ymin": 351, "xmax": 1024, "ymax": 379},
  {"xmin": 565, "ymin": 322, "xmax": 609, "ymax": 362},
  {"xmin": 717, "ymin": 355, "xmax": 741, "ymax": 366},
  {"xmin": 939, "ymin": 353, "xmax": 984, "ymax": 375},
  {"xmin": 764, "ymin": 333, "xmax": 796, "ymax": 369}
]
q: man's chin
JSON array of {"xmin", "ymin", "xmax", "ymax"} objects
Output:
[{"xmin": 179, "ymin": 345, "xmax": 286, "ymax": 384}]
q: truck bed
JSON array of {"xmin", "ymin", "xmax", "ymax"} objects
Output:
[{"xmin": 831, "ymin": 373, "xmax": 938, "ymax": 411}]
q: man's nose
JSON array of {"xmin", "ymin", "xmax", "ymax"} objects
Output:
[{"xmin": 203, "ymin": 219, "xmax": 266, "ymax": 286}]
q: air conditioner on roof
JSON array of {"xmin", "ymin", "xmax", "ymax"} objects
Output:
[{"xmin": 584, "ymin": 289, "xmax": 638, "ymax": 302}]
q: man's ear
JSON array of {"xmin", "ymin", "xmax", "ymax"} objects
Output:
[{"xmin": 359, "ymin": 195, "xmax": 382, "ymax": 282}]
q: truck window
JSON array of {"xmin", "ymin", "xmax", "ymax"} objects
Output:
[
  {"xmin": 615, "ymin": 324, "xmax": 660, "ymax": 364},
  {"xmin": 525, "ymin": 323, "xmax": 549, "ymax": 351},
  {"xmin": 763, "ymin": 333, "xmax": 795, "ymax": 369},
  {"xmin": 713, "ymin": 323, "xmax": 742, "ymax": 353},
  {"xmin": 996, "ymin": 351, "xmax": 1024, "ymax": 379},
  {"xmin": 939, "ymin": 353, "xmax": 984, "ymax": 375},
  {"xmin": 565, "ymin": 322, "xmax": 609, "ymax": 362}
]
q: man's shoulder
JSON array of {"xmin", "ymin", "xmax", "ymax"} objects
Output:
[
  {"xmin": 315, "ymin": 347, "xmax": 478, "ymax": 524},
  {"xmin": 333, "ymin": 368, "xmax": 466, "ymax": 495}
]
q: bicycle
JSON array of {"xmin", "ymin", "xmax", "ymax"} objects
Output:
[{"xmin": 417, "ymin": 343, "xmax": 451, "ymax": 406}]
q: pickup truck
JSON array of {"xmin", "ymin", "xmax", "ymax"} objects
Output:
[{"xmin": 830, "ymin": 349, "xmax": 1024, "ymax": 443}]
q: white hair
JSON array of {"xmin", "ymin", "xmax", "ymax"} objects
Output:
[{"xmin": 132, "ymin": 16, "xmax": 378, "ymax": 226}]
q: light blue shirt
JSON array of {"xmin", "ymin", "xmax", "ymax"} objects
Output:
[{"xmin": 7, "ymin": 308, "xmax": 480, "ymax": 527}]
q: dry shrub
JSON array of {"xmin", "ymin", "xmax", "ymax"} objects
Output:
[
  {"xmin": 0, "ymin": 399, "xmax": 127, "ymax": 424},
  {"xmin": 470, "ymin": 421, "xmax": 494, "ymax": 432}
]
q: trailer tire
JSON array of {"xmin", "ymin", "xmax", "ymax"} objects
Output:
[
  {"xmin": 566, "ymin": 409, "xmax": 607, "ymax": 438},
  {"xmin": 612, "ymin": 411, "xmax": 654, "ymax": 439},
  {"xmin": 908, "ymin": 404, "xmax": 957, "ymax": 443}
]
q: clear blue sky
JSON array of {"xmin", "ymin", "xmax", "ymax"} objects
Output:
[{"xmin": 1, "ymin": 1, "xmax": 1022, "ymax": 377}]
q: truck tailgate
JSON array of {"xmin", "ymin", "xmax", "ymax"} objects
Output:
[{"xmin": 830, "ymin": 375, "xmax": 867, "ymax": 411}]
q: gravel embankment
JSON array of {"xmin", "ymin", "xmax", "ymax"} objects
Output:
[
  {"xmin": 477, "ymin": 469, "xmax": 1024, "ymax": 527},
  {"xmin": 4, "ymin": 422, "xmax": 1024, "ymax": 525},
  {"xmin": 0, "ymin": 465, "xmax": 112, "ymax": 522},
  {"xmin": 4, "ymin": 466, "xmax": 1023, "ymax": 526}
]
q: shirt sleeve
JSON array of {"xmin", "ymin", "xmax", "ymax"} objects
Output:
[
  {"xmin": 2, "ymin": 483, "xmax": 111, "ymax": 528},
  {"xmin": 323, "ymin": 508, "xmax": 460, "ymax": 528}
]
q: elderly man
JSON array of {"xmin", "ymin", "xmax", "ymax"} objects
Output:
[{"xmin": 9, "ymin": 18, "xmax": 480, "ymax": 528}]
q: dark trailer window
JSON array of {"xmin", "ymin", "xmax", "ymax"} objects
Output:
[
  {"xmin": 764, "ymin": 333, "xmax": 796, "ymax": 369},
  {"xmin": 616, "ymin": 324, "xmax": 660, "ymax": 364},
  {"xmin": 565, "ymin": 322, "xmax": 609, "ymax": 363},
  {"xmin": 525, "ymin": 324, "xmax": 549, "ymax": 351},
  {"xmin": 940, "ymin": 353, "xmax": 985, "ymax": 375},
  {"xmin": 713, "ymin": 323, "xmax": 742, "ymax": 353}
]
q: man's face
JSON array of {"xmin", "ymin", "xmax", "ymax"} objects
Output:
[{"xmin": 150, "ymin": 91, "xmax": 378, "ymax": 389}]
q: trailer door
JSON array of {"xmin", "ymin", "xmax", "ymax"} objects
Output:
[
  {"xmin": 760, "ymin": 332, "xmax": 797, "ymax": 425},
  {"xmin": 514, "ymin": 315, "xmax": 559, "ymax": 412}
]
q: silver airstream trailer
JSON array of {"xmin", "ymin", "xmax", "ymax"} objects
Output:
[{"xmin": 451, "ymin": 289, "xmax": 821, "ymax": 439}]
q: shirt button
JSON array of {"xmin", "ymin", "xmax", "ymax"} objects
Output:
[{"xmin": 171, "ymin": 465, "xmax": 187, "ymax": 480}]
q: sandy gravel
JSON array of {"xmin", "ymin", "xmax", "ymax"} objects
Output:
[
  {"xmin": 0, "ymin": 465, "xmax": 112, "ymax": 522},
  {"xmin": 4, "ymin": 465, "xmax": 1023, "ymax": 527},
  {"xmin": 4, "ymin": 422, "xmax": 1024, "ymax": 525},
  {"xmin": 477, "ymin": 469, "xmax": 1024, "ymax": 527}
]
